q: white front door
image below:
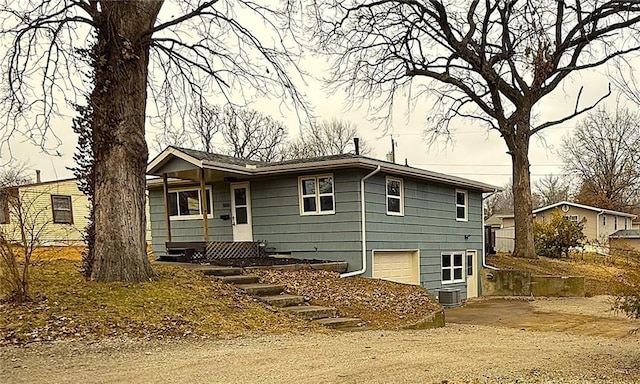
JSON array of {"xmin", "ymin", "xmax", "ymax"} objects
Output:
[
  {"xmin": 466, "ymin": 250, "xmax": 478, "ymax": 298},
  {"xmin": 230, "ymin": 182, "xmax": 253, "ymax": 241}
]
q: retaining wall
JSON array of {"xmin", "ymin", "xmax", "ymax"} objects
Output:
[{"xmin": 481, "ymin": 269, "xmax": 584, "ymax": 297}]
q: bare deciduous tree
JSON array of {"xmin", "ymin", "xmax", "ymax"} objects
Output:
[
  {"xmin": 220, "ymin": 107, "xmax": 288, "ymax": 162},
  {"xmin": 284, "ymin": 119, "xmax": 370, "ymax": 159},
  {"xmin": 485, "ymin": 181, "xmax": 513, "ymax": 217},
  {"xmin": 561, "ymin": 108, "xmax": 640, "ymax": 213},
  {"xmin": 1, "ymin": 166, "xmax": 49, "ymax": 303},
  {"xmin": 317, "ymin": 0, "xmax": 640, "ymax": 257},
  {"xmin": 533, "ymin": 174, "xmax": 570, "ymax": 208},
  {"xmin": 1, "ymin": 1, "xmax": 306, "ymax": 281}
]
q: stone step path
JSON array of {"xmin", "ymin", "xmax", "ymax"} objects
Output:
[{"xmin": 202, "ymin": 265, "xmax": 362, "ymax": 329}]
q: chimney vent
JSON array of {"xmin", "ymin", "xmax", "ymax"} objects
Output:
[
  {"xmin": 353, "ymin": 138, "xmax": 360, "ymax": 155},
  {"xmin": 36, "ymin": 170, "xmax": 41, "ymax": 183}
]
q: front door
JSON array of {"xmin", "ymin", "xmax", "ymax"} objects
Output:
[
  {"xmin": 466, "ymin": 250, "xmax": 478, "ymax": 298},
  {"xmin": 230, "ymin": 182, "xmax": 253, "ymax": 241}
]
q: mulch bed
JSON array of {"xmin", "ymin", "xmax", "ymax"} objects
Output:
[{"xmin": 207, "ymin": 257, "xmax": 336, "ymax": 268}]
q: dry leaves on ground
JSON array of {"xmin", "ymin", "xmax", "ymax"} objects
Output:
[{"xmin": 254, "ymin": 269, "xmax": 441, "ymax": 328}]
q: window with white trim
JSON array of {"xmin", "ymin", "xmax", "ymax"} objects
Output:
[
  {"xmin": 455, "ymin": 190, "xmax": 468, "ymax": 221},
  {"xmin": 602, "ymin": 215, "xmax": 607, "ymax": 226},
  {"xmin": 442, "ymin": 252, "xmax": 464, "ymax": 284},
  {"xmin": 386, "ymin": 177, "xmax": 403, "ymax": 215},
  {"xmin": 51, "ymin": 195, "xmax": 73, "ymax": 224},
  {"xmin": 299, "ymin": 175, "xmax": 334, "ymax": 215},
  {"xmin": 614, "ymin": 216, "xmax": 618, "ymax": 230},
  {"xmin": 168, "ymin": 188, "xmax": 212, "ymax": 219},
  {"xmin": 563, "ymin": 215, "xmax": 579, "ymax": 223},
  {"xmin": 624, "ymin": 218, "xmax": 628, "ymax": 230}
]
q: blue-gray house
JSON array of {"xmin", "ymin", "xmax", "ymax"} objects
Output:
[{"xmin": 147, "ymin": 146, "xmax": 499, "ymax": 299}]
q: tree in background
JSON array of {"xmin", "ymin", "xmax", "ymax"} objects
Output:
[
  {"xmin": 1, "ymin": 1, "xmax": 306, "ymax": 282},
  {"xmin": 317, "ymin": 0, "xmax": 640, "ymax": 258},
  {"xmin": 485, "ymin": 181, "xmax": 514, "ymax": 218},
  {"xmin": 561, "ymin": 108, "xmax": 640, "ymax": 213},
  {"xmin": 221, "ymin": 107, "xmax": 288, "ymax": 162},
  {"xmin": 533, "ymin": 175, "xmax": 570, "ymax": 208},
  {"xmin": 0, "ymin": 165, "xmax": 42, "ymax": 303},
  {"xmin": 284, "ymin": 119, "xmax": 370, "ymax": 159},
  {"xmin": 153, "ymin": 103, "xmax": 221, "ymax": 154}
]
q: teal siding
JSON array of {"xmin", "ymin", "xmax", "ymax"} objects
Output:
[
  {"xmin": 364, "ymin": 174, "xmax": 484, "ymax": 299},
  {"xmin": 148, "ymin": 167, "xmax": 485, "ymax": 298},
  {"xmin": 250, "ymin": 171, "xmax": 362, "ymax": 268},
  {"xmin": 148, "ymin": 183, "xmax": 233, "ymax": 253}
]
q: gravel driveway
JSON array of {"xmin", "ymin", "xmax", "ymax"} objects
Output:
[{"xmin": 2, "ymin": 322, "xmax": 639, "ymax": 384}]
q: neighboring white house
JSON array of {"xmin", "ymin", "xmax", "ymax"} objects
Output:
[{"xmin": 487, "ymin": 201, "xmax": 637, "ymax": 254}]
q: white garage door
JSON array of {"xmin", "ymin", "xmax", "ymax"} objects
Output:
[{"xmin": 372, "ymin": 250, "xmax": 420, "ymax": 285}]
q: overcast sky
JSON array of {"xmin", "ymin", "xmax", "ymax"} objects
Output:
[{"xmin": 2, "ymin": 3, "xmax": 638, "ymax": 189}]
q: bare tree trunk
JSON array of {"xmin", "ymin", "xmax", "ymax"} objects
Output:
[
  {"xmin": 90, "ymin": 2, "xmax": 162, "ymax": 282},
  {"xmin": 510, "ymin": 121, "xmax": 536, "ymax": 259}
]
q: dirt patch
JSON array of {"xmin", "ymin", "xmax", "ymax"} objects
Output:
[
  {"xmin": 254, "ymin": 269, "xmax": 441, "ymax": 328},
  {"xmin": 445, "ymin": 297, "xmax": 640, "ymax": 338},
  {"xmin": 207, "ymin": 257, "xmax": 335, "ymax": 268},
  {"xmin": 2, "ymin": 325, "xmax": 640, "ymax": 383}
]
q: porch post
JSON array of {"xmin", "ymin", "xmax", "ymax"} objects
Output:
[
  {"xmin": 200, "ymin": 168, "xmax": 209, "ymax": 241},
  {"xmin": 162, "ymin": 173, "xmax": 172, "ymax": 242}
]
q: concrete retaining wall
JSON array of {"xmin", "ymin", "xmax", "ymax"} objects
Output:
[{"xmin": 481, "ymin": 269, "xmax": 584, "ymax": 297}]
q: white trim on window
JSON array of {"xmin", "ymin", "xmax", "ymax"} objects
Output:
[
  {"xmin": 455, "ymin": 189, "xmax": 468, "ymax": 222},
  {"xmin": 298, "ymin": 174, "xmax": 335, "ymax": 216},
  {"xmin": 441, "ymin": 251, "xmax": 465, "ymax": 284},
  {"xmin": 168, "ymin": 186, "xmax": 213, "ymax": 221},
  {"xmin": 385, "ymin": 176, "xmax": 404, "ymax": 216}
]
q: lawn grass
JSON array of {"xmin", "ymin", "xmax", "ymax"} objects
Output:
[{"xmin": 1, "ymin": 254, "xmax": 313, "ymax": 345}]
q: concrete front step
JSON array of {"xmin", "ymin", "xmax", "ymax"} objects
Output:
[
  {"xmin": 217, "ymin": 275, "xmax": 259, "ymax": 284},
  {"xmin": 313, "ymin": 317, "xmax": 362, "ymax": 329},
  {"xmin": 235, "ymin": 283, "xmax": 284, "ymax": 296},
  {"xmin": 259, "ymin": 294, "xmax": 305, "ymax": 307},
  {"xmin": 283, "ymin": 305, "xmax": 337, "ymax": 320},
  {"xmin": 196, "ymin": 266, "xmax": 244, "ymax": 277}
]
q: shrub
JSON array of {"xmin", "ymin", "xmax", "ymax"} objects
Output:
[{"xmin": 533, "ymin": 211, "xmax": 586, "ymax": 258}]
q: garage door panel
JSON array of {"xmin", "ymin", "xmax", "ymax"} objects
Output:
[{"xmin": 373, "ymin": 251, "xmax": 420, "ymax": 285}]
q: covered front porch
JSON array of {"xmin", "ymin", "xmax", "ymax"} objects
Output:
[{"xmin": 147, "ymin": 147, "xmax": 267, "ymax": 261}]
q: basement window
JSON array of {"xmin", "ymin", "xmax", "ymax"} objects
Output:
[{"xmin": 442, "ymin": 252, "xmax": 464, "ymax": 284}]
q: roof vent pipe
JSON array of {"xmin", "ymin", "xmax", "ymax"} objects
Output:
[
  {"xmin": 353, "ymin": 137, "xmax": 360, "ymax": 155},
  {"xmin": 35, "ymin": 170, "xmax": 41, "ymax": 183}
]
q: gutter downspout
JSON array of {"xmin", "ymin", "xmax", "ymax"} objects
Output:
[
  {"xmin": 341, "ymin": 165, "xmax": 382, "ymax": 278},
  {"xmin": 482, "ymin": 189, "xmax": 499, "ymax": 271}
]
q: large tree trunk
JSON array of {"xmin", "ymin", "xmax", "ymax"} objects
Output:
[
  {"xmin": 509, "ymin": 120, "xmax": 537, "ymax": 259},
  {"xmin": 90, "ymin": 2, "xmax": 163, "ymax": 282}
]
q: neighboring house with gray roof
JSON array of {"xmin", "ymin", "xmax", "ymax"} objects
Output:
[
  {"xmin": 532, "ymin": 201, "xmax": 637, "ymax": 247},
  {"xmin": 147, "ymin": 146, "xmax": 500, "ymax": 300}
]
